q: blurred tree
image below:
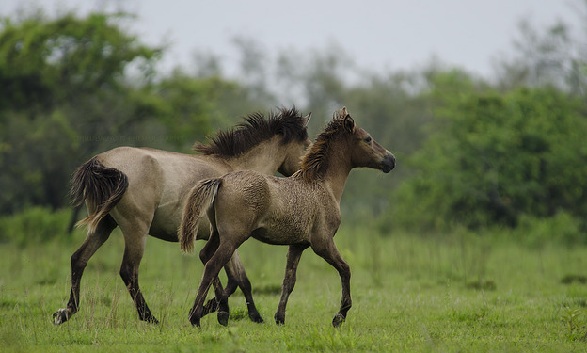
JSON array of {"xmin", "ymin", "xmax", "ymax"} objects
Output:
[
  {"xmin": 0, "ymin": 10, "xmax": 265, "ymax": 215},
  {"xmin": 0, "ymin": 10, "xmax": 162, "ymax": 213},
  {"xmin": 276, "ymin": 43, "xmax": 351, "ymax": 129},
  {"xmin": 276, "ymin": 45, "xmax": 437, "ymax": 220},
  {"xmin": 494, "ymin": 1, "xmax": 587, "ymax": 96},
  {"xmin": 339, "ymin": 72, "xmax": 434, "ymax": 220},
  {"xmin": 391, "ymin": 72, "xmax": 587, "ymax": 231}
]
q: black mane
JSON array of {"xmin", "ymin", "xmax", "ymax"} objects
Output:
[{"xmin": 194, "ymin": 107, "xmax": 308, "ymax": 157}]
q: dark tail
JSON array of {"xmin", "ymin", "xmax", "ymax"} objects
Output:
[
  {"xmin": 179, "ymin": 178, "xmax": 221, "ymax": 253},
  {"xmin": 70, "ymin": 156, "xmax": 128, "ymax": 233}
]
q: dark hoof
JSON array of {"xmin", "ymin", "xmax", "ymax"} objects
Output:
[
  {"xmin": 249, "ymin": 311, "xmax": 264, "ymax": 324},
  {"xmin": 190, "ymin": 316, "xmax": 201, "ymax": 328},
  {"xmin": 189, "ymin": 311, "xmax": 201, "ymax": 328},
  {"xmin": 332, "ymin": 313, "xmax": 345, "ymax": 328},
  {"xmin": 143, "ymin": 315, "xmax": 159, "ymax": 324},
  {"xmin": 274, "ymin": 313, "xmax": 285, "ymax": 326},
  {"xmin": 217, "ymin": 311, "xmax": 229, "ymax": 327},
  {"xmin": 53, "ymin": 309, "xmax": 70, "ymax": 325}
]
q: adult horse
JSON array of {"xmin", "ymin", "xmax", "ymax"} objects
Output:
[
  {"xmin": 180, "ymin": 107, "xmax": 395, "ymax": 327},
  {"xmin": 53, "ymin": 107, "xmax": 311, "ymax": 325}
]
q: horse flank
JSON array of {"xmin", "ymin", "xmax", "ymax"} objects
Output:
[
  {"xmin": 179, "ymin": 178, "xmax": 221, "ymax": 253},
  {"xmin": 71, "ymin": 107, "xmax": 307, "ymax": 237}
]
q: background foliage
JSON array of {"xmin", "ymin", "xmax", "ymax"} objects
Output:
[
  {"xmin": 0, "ymin": 4, "xmax": 586, "ymax": 239},
  {"xmin": 1, "ymin": 4, "xmax": 587, "ymax": 353}
]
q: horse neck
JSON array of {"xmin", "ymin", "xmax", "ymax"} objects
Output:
[{"xmin": 225, "ymin": 136, "xmax": 284, "ymax": 174}]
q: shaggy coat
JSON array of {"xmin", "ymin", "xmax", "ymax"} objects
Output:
[
  {"xmin": 180, "ymin": 107, "xmax": 395, "ymax": 327},
  {"xmin": 54, "ymin": 107, "xmax": 310, "ymax": 326}
]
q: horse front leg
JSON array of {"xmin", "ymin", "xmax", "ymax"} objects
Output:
[
  {"xmin": 53, "ymin": 216, "xmax": 116, "ymax": 325},
  {"xmin": 274, "ymin": 244, "xmax": 307, "ymax": 325},
  {"xmin": 312, "ymin": 241, "xmax": 352, "ymax": 328}
]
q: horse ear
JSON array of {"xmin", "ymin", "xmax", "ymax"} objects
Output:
[
  {"xmin": 340, "ymin": 106, "xmax": 348, "ymax": 117},
  {"xmin": 303, "ymin": 112, "xmax": 311, "ymax": 127},
  {"xmin": 332, "ymin": 106, "xmax": 348, "ymax": 120},
  {"xmin": 343, "ymin": 115, "xmax": 355, "ymax": 133}
]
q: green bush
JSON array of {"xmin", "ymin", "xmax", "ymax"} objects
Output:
[
  {"xmin": 515, "ymin": 212, "xmax": 585, "ymax": 248},
  {"xmin": 0, "ymin": 207, "xmax": 72, "ymax": 246}
]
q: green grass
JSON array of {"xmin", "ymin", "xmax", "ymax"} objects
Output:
[{"xmin": 1, "ymin": 226, "xmax": 587, "ymax": 352}]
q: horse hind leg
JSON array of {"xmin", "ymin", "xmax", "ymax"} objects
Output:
[
  {"xmin": 197, "ymin": 228, "xmax": 233, "ymax": 326},
  {"xmin": 53, "ymin": 215, "xmax": 117, "ymax": 325},
  {"xmin": 189, "ymin": 225, "xmax": 250, "ymax": 327},
  {"xmin": 118, "ymin": 220, "xmax": 158, "ymax": 324},
  {"xmin": 189, "ymin": 240, "xmax": 239, "ymax": 327},
  {"xmin": 223, "ymin": 250, "xmax": 264, "ymax": 323}
]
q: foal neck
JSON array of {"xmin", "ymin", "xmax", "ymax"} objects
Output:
[{"xmin": 319, "ymin": 142, "xmax": 353, "ymax": 204}]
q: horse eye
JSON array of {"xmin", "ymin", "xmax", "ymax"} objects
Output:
[{"xmin": 364, "ymin": 136, "xmax": 372, "ymax": 143}]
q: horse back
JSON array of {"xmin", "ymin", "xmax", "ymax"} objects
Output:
[{"xmin": 97, "ymin": 147, "xmax": 229, "ymax": 240}]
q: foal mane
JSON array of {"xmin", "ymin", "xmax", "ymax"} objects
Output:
[
  {"xmin": 297, "ymin": 109, "xmax": 351, "ymax": 182},
  {"xmin": 194, "ymin": 107, "xmax": 308, "ymax": 157}
]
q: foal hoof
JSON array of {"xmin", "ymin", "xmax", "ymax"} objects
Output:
[
  {"xmin": 188, "ymin": 311, "xmax": 201, "ymax": 328},
  {"xmin": 53, "ymin": 309, "xmax": 70, "ymax": 325},
  {"xmin": 217, "ymin": 311, "xmax": 229, "ymax": 327},
  {"xmin": 249, "ymin": 311, "xmax": 264, "ymax": 324},
  {"xmin": 189, "ymin": 316, "xmax": 201, "ymax": 328},
  {"xmin": 274, "ymin": 313, "xmax": 285, "ymax": 326},
  {"xmin": 143, "ymin": 315, "xmax": 159, "ymax": 325},
  {"xmin": 332, "ymin": 313, "xmax": 345, "ymax": 328}
]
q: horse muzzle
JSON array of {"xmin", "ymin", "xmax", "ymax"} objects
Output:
[{"xmin": 381, "ymin": 153, "xmax": 396, "ymax": 173}]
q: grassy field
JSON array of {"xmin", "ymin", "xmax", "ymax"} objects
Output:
[{"xmin": 1, "ymin": 226, "xmax": 587, "ymax": 352}]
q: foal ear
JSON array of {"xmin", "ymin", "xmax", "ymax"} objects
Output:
[
  {"xmin": 340, "ymin": 106, "xmax": 348, "ymax": 118},
  {"xmin": 332, "ymin": 106, "xmax": 349, "ymax": 120},
  {"xmin": 343, "ymin": 115, "xmax": 355, "ymax": 133}
]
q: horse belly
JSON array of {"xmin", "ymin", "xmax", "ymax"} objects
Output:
[
  {"xmin": 149, "ymin": 209, "xmax": 181, "ymax": 242},
  {"xmin": 251, "ymin": 220, "xmax": 308, "ymax": 246},
  {"xmin": 150, "ymin": 207, "xmax": 212, "ymax": 242}
]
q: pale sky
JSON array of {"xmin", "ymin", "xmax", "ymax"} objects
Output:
[{"xmin": 0, "ymin": 0, "xmax": 582, "ymax": 78}]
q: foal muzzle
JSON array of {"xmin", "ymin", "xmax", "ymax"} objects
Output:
[{"xmin": 381, "ymin": 153, "xmax": 396, "ymax": 173}]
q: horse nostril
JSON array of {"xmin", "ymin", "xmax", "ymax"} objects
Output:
[{"xmin": 383, "ymin": 154, "xmax": 396, "ymax": 172}]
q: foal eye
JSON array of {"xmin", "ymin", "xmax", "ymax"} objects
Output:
[{"xmin": 364, "ymin": 136, "xmax": 372, "ymax": 143}]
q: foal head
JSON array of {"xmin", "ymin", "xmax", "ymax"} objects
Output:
[
  {"xmin": 299, "ymin": 107, "xmax": 395, "ymax": 182},
  {"xmin": 334, "ymin": 107, "xmax": 395, "ymax": 173}
]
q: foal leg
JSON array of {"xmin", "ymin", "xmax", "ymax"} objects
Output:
[
  {"xmin": 53, "ymin": 215, "xmax": 117, "ymax": 325},
  {"xmin": 223, "ymin": 250, "xmax": 264, "ymax": 323},
  {"xmin": 118, "ymin": 221, "xmax": 158, "ymax": 324},
  {"xmin": 197, "ymin": 230, "xmax": 231, "ymax": 326},
  {"xmin": 189, "ymin": 241, "xmax": 239, "ymax": 327},
  {"xmin": 274, "ymin": 244, "xmax": 307, "ymax": 325},
  {"xmin": 312, "ymin": 241, "xmax": 352, "ymax": 328}
]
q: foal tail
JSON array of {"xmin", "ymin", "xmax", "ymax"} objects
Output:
[
  {"xmin": 179, "ymin": 178, "xmax": 221, "ymax": 253},
  {"xmin": 70, "ymin": 156, "xmax": 128, "ymax": 234}
]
